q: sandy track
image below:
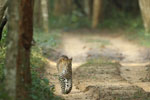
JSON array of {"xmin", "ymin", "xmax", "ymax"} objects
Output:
[{"xmin": 45, "ymin": 31, "xmax": 150, "ymax": 100}]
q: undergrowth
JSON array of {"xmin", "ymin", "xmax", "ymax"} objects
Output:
[
  {"xmin": 125, "ymin": 29, "xmax": 150, "ymax": 47},
  {"xmin": 30, "ymin": 46, "xmax": 63, "ymax": 100},
  {"xmin": 34, "ymin": 29, "xmax": 61, "ymax": 48},
  {"xmin": 30, "ymin": 30, "xmax": 63, "ymax": 100},
  {"xmin": 0, "ymin": 30, "xmax": 63, "ymax": 100},
  {"xmin": 49, "ymin": 11, "xmax": 91, "ymax": 30}
]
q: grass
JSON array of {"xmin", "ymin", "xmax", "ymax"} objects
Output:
[
  {"xmin": 34, "ymin": 29, "xmax": 61, "ymax": 48},
  {"xmin": 74, "ymin": 57, "xmax": 121, "ymax": 80},
  {"xmin": 133, "ymin": 90, "xmax": 150, "ymax": 100},
  {"xmin": 80, "ymin": 57, "xmax": 117, "ymax": 67},
  {"xmin": 84, "ymin": 38, "xmax": 110, "ymax": 45},
  {"xmin": 125, "ymin": 29, "xmax": 150, "ymax": 47},
  {"xmin": 116, "ymin": 90, "xmax": 150, "ymax": 100}
]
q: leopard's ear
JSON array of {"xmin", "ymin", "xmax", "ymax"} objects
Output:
[{"xmin": 69, "ymin": 58, "xmax": 72, "ymax": 62}]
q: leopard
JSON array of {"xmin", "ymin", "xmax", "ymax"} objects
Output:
[{"xmin": 56, "ymin": 55, "xmax": 72, "ymax": 94}]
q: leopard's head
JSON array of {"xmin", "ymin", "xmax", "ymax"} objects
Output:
[{"xmin": 59, "ymin": 55, "xmax": 72, "ymax": 68}]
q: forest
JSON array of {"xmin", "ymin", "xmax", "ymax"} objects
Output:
[{"xmin": 0, "ymin": 0, "xmax": 150, "ymax": 100}]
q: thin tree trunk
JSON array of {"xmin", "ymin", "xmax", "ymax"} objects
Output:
[
  {"xmin": 5, "ymin": 0, "xmax": 19, "ymax": 100},
  {"xmin": 41, "ymin": 0, "xmax": 49, "ymax": 32},
  {"xmin": 92, "ymin": 0, "xmax": 102, "ymax": 28},
  {"xmin": 34, "ymin": 0, "xmax": 42, "ymax": 29},
  {"xmin": 16, "ymin": 0, "xmax": 34, "ymax": 100},
  {"xmin": 139, "ymin": 0, "xmax": 150, "ymax": 33}
]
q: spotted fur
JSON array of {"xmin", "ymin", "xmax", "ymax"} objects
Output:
[{"xmin": 57, "ymin": 55, "xmax": 72, "ymax": 94}]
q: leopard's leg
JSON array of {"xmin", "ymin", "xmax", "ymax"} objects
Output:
[
  {"xmin": 59, "ymin": 76, "xmax": 66, "ymax": 94},
  {"xmin": 65, "ymin": 78, "xmax": 72, "ymax": 94}
]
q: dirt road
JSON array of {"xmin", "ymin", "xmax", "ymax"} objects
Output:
[{"xmin": 45, "ymin": 30, "xmax": 150, "ymax": 100}]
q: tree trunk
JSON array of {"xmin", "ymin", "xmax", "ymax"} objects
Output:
[
  {"xmin": 92, "ymin": 0, "xmax": 102, "ymax": 28},
  {"xmin": 16, "ymin": 0, "xmax": 34, "ymax": 100},
  {"xmin": 41, "ymin": 0, "xmax": 49, "ymax": 32},
  {"xmin": 54, "ymin": 0, "xmax": 72, "ymax": 16},
  {"xmin": 34, "ymin": 0, "xmax": 42, "ymax": 29},
  {"xmin": 5, "ymin": 0, "xmax": 19, "ymax": 100},
  {"xmin": 6, "ymin": 0, "xmax": 33, "ymax": 100},
  {"xmin": 139, "ymin": 0, "xmax": 150, "ymax": 33}
]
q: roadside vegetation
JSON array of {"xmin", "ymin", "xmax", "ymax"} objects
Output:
[{"xmin": 0, "ymin": 29, "xmax": 63, "ymax": 100}]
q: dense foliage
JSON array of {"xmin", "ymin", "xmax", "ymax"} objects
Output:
[{"xmin": 48, "ymin": 0, "xmax": 142, "ymax": 30}]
